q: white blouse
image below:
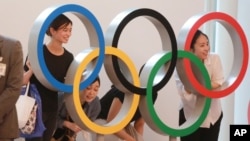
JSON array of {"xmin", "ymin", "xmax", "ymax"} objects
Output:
[{"xmin": 175, "ymin": 53, "xmax": 224, "ymax": 128}]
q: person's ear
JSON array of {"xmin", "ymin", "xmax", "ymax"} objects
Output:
[{"xmin": 49, "ymin": 27, "xmax": 56, "ymax": 36}]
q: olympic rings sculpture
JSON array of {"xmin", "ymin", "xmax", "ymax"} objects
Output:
[{"xmin": 28, "ymin": 3, "xmax": 248, "ymax": 138}]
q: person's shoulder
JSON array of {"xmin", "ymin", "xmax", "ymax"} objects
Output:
[
  {"xmin": 93, "ymin": 96, "xmax": 100, "ymax": 101},
  {"xmin": 0, "ymin": 35, "xmax": 21, "ymax": 50},
  {"xmin": 208, "ymin": 52, "xmax": 220, "ymax": 59},
  {"xmin": 208, "ymin": 52, "xmax": 221, "ymax": 62},
  {"xmin": 89, "ymin": 97, "xmax": 101, "ymax": 108},
  {"xmin": 209, "ymin": 52, "xmax": 219, "ymax": 56},
  {"xmin": 0, "ymin": 34, "xmax": 19, "ymax": 43},
  {"xmin": 63, "ymin": 48, "xmax": 74, "ymax": 57},
  {"xmin": 63, "ymin": 47, "xmax": 72, "ymax": 54},
  {"xmin": 0, "ymin": 34, "xmax": 4, "ymax": 41},
  {"xmin": 88, "ymin": 96, "xmax": 100, "ymax": 105}
]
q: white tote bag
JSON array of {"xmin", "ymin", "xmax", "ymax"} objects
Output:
[{"xmin": 15, "ymin": 82, "xmax": 36, "ymax": 128}]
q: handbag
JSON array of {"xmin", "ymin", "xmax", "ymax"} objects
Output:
[
  {"xmin": 15, "ymin": 82, "xmax": 36, "ymax": 129},
  {"xmin": 20, "ymin": 83, "xmax": 46, "ymax": 138},
  {"xmin": 20, "ymin": 103, "xmax": 38, "ymax": 134}
]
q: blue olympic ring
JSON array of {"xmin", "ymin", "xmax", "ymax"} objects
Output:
[
  {"xmin": 28, "ymin": 3, "xmax": 249, "ymax": 139},
  {"xmin": 29, "ymin": 4, "xmax": 105, "ymax": 93}
]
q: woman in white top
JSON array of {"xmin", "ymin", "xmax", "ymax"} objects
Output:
[{"xmin": 176, "ymin": 30, "xmax": 224, "ymax": 141}]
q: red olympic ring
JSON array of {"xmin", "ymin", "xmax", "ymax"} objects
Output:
[
  {"xmin": 29, "ymin": 4, "xmax": 250, "ymax": 138},
  {"xmin": 178, "ymin": 12, "xmax": 249, "ymax": 98}
]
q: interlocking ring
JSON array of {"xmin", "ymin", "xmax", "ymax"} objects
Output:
[
  {"xmin": 141, "ymin": 50, "xmax": 211, "ymax": 137},
  {"xmin": 65, "ymin": 47, "xmax": 140, "ymax": 134},
  {"xmin": 177, "ymin": 12, "xmax": 249, "ymax": 98},
  {"xmin": 28, "ymin": 3, "xmax": 249, "ymax": 138},
  {"xmin": 28, "ymin": 4, "xmax": 105, "ymax": 92},
  {"xmin": 105, "ymin": 8, "xmax": 177, "ymax": 95}
]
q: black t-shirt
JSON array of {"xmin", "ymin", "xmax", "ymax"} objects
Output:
[
  {"xmin": 24, "ymin": 45, "xmax": 74, "ymax": 112},
  {"xmin": 98, "ymin": 85, "xmax": 158, "ymax": 122}
]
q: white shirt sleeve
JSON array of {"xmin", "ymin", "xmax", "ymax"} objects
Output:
[{"xmin": 174, "ymin": 70, "xmax": 196, "ymax": 110}]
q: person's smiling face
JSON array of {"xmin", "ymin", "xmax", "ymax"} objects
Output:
[
  {"xmin": 51, "ymin": 23, "xmax": 72, "ymax": 44},
  {"xmin": 191, "ymin": 34, "xmax": 210, "ymax": 61},
  {"xmin": 80, "ymin": 80, "xmax": 100, "ymax": 103}
]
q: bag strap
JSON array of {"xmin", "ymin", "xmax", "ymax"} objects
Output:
[{"xmin": 24, "ymin": 82, "xmax": 30, "ymax": 96}]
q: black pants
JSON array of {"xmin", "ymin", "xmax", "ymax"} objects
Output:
[{"xmin": 179, "ymin": 108, "xmax": 223, "ymax": 141}]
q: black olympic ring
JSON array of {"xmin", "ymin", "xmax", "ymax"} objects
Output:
[
  {"xmin": 105, "ymin": 8, "xmax": 178, "ymax": 95},
  {"xmin": 28, "ymin": 3, "xmax": 248, "ymax": 138}
]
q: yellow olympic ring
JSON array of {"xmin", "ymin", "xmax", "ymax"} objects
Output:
[
  {"xmin": 72, "ymin": 47, "xmax": 140, "ymax": 134},
  {"xmin": 29, "ymin": 4, "xmax": 249, "ymax": 138}
]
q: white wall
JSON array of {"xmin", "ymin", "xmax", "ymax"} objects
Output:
[
  {"xmin": 235, "ymin": 0, "xmax": 250, "ymax": 124},
  {"xmin": 1, "ymin": 0, "xmax": 211, "ymax": 141},
  {"xmin": 214, "ymin": 0, "xmax": 250, "ymax": 141},
  {"xmin": 214, "ymin": 1, "xmax": 237, "ymax": 141}
]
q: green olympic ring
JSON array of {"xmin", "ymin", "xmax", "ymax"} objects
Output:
[
  {"xmin": 28, "ymin": 3, "xmax": 249, "ymax": 139},
  {"xmin": 140, "ymin": 50, "xmax": 211, "ymax": 137}
]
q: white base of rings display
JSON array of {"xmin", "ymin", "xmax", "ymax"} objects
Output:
[{"xmin": 93, "ymin": 119, "xmax": 144, "ymax": 141}]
